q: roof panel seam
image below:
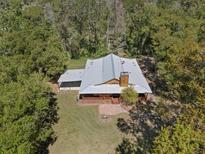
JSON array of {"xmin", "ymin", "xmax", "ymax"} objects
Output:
[{"xmin": 111, "ymin": 54, "xmax": 116, "ymax": 77}]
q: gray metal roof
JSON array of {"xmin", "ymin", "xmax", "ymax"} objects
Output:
[
  {"xmin": 58, "ymin": 69, "xmax": 84, "ymax": 82},
  {"xmin": 80, "ymin": 84, "xmax": 121, "ymax": 94},
  {"xmin": 79, "ymin": 54, "xmax": 152, "ymax": 94},
  {"xmin": 58, "ymin": 54, "xmax": 152, "ymax": 94}
]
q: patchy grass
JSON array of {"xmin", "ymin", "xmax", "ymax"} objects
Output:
[
  {"xmin": 67, "ymin": 58, "xmax": 87, "ymax": 69},
  {"xmin": 49, "ymin": 91, "xmax": 126, "ymax": 154}
]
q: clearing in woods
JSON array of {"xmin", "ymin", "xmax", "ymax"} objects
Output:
[{"xmin": 49, "ymin": 91, "xmax": 127, "ymax": 154}]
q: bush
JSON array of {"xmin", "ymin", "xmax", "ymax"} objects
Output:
[{"xmin": 121, "ymin": 87, "xmax": 138, "ymax": 105}]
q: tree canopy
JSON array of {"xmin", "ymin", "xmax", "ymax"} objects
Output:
[
  {"xmin": 0, "ymin": 1, "xmax": 67, "ymax": 153},
  {"xmin": 153, "ymin": 124, "xmax": 205, "ymax": 154},
  {"xmin": 0, "ymin": 0, "xmax": 205, "ymax": 153},
  {"xmin": 117, "ymin": 0, "xmax": 205, "ymax": 153}
]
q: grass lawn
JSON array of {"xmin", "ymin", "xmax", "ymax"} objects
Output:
[
  {"xmin": 67, "ymin": 57, "xmax": 87, "ymax": 69},
  {"xmin": 49, "ymin": 91, "xmax": 126, "ymax": 154}
]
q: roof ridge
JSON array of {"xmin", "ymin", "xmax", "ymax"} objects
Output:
[
  {"xmin": 102, "ymin": 57, "xmax": 105, "ymax": 82},
  {"xmin": 111, "ymin": 54, "xmax": 116, "ymax": 78}
]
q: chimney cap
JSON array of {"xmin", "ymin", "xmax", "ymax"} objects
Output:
[{"xmin": 121, "ymin": 72, "xmax": 129, "ymax": 76}]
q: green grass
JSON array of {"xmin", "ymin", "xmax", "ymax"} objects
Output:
[
  {"xmin": 67, "ymin": 57, "xmax": 87, "ymax": 69},
  {"xmin": 49, "ymin": 91, "xmax": 126, "ymax": 154}
]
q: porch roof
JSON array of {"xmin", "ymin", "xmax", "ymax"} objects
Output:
[
  {"xmin": 80, "ymin": 84, "xmax": 121, "ymax": 94},
  {"xmin": 58, "ymin": 69, "xmax": 84, "ymax": 83}
]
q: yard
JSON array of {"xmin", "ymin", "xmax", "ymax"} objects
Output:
[
  {"xmin": 49, "ymin": 91, "xmax": 127, "ymax": 154},
  {"xmin": 67, "ymin": 57, "xmax": 87, "ymax": 69}
]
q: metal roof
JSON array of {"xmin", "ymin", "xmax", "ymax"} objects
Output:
[
  {"xmin": 80, "ymin": 84, "xmax": 121, "ymax": 94},
  {"xmin": 58, "ymin": 54, "xmax": 152, "ymax": 94},
  {"xmin": 58, "ymin": 69, "xmax": 84, "ymax": 82},
  {"xmin": 79, "ymin": 54, "xmax": 152, "ymax": 94}
]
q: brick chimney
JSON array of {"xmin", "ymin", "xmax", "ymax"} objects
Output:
[{"xmin": 120, "ymin": 72, "xmax": 129, "ymax": 87}]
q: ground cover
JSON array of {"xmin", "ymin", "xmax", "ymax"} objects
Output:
[{"xmin": 49, "ymin": 91, "xmax": 127, "ymax": 154}]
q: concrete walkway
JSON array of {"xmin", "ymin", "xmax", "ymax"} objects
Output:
[{"xmin": 99, "ymin": 104, "xmax": 128, "ymax": 116}]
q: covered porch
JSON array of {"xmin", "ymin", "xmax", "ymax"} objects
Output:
[
  {"xmin": 79, "ymin": 93, "xmax": 149, "ymax": 104},
  {"xmin": 79, "ymin": 94, "xmax": 121, "ymax": 104}
]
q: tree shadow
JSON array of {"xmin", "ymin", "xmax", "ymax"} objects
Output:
[
  {"xmin": 137, "ymin": 56, "xmax": 156, "ymax": 81},
  {"xmin": 116, "ymin": 99, "xmax": 180, "ymax": 153},
  {"xmin": 137, "ymin": 55, "xmax": 174, "ymax": 100}
]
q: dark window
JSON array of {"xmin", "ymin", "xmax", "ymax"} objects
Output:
[{"xmin": 60, "ymin": 81, "xmax": 81, "ymax": 87}]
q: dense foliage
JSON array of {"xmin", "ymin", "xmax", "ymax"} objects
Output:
[
  {"xmin": 0, "ymin": 1, "xmax": 67, "ymax": 79},
  {"xmin": 153, "ymin": 124, "xmax": 205, "ymax": 154},
  {"xmin": 0, "ymin": 0, "xmax": 205, "ymax": 153},
  {"xmin": 0, "ymin": 0, "xmax": 67, "ymax": 153},
  {"xmin": 47, "ymin": 0, "xmax": 110, "ymax": 58},
  {"xmin": 42, "ymin": 0, "xmax": 129, "ymax": 58},
  {"xmin": 117, "ymin": 0, "xmax": 205, "ymax": 153},
  {"xmin": 0, "ymin": 74, "xmax": 57, "ymax": 153}
]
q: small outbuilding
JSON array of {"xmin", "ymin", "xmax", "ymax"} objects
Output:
[{"xmin": 58, "ymin": 69, "xmax": 84, "ymax": 90}]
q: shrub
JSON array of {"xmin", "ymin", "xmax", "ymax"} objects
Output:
[{"xmin": 121, "ymin": 87, "xmax": 138, "ymax": 105}]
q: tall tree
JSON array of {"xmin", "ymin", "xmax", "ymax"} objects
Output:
[
  {"xmin": 0, "ymin": 1, "xmax": 68, "ymax": 79},
  {"xmin": 117, "ymin": 1, "xmax": 205, "ymax": 153},
  {"xmin": 0, "ymin": 1, "xmax": 66, "ymax": 153},
  {"xmin": 152, "ymin": 124, "xmax": 205, "ymax": 154}
]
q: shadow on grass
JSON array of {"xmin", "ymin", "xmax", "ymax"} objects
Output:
[{"xmin": 116, "ymin": 99, "xmax": 180, "ymax": 153}]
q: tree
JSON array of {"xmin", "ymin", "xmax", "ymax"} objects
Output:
[
  {"xmin": 121, "ymin": 87, "xmax": 138, "ymax": 105},
  {"xmin": 0, "ymin": 2, "xmax": 68, "ymax": 79},
  {"xmin": 116, "ymin": 97, "xmax": 181, "ymax": 154},
  {"xmin": 152, "ymin": 124, "xmax": 205, "ymax": 154},
  {"xmin": 50, "ymin": 0, "xmax": 110, "ymax": 58},
  {"xmin": 117, "ymin": 1, "xmax": 205, "ymax": 153},
  {"xmin": 0, "ymin": 74, "xmax": 58, "ymax": 153},
  {"xmin": 0, "ymin": 1, "xmax": 62, "ymax": 153}
]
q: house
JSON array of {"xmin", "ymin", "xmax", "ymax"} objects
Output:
[{"xmin": 58, "ymin": 54, "xmax": 152, "ymax": 104}]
